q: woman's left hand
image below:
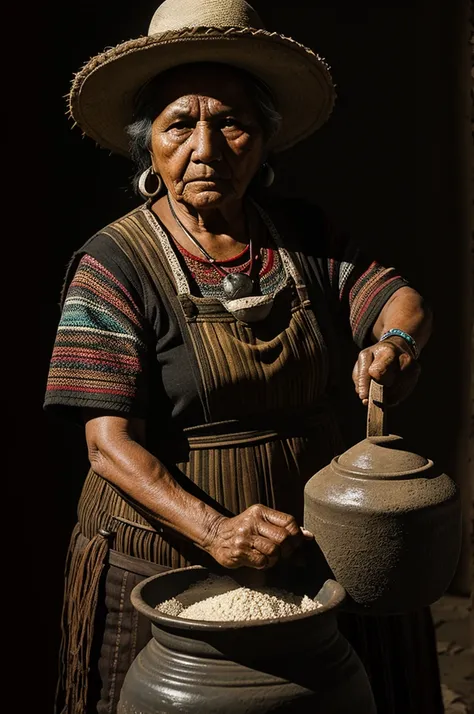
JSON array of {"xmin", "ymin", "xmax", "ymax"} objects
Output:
[{"xmin": 352, "ymin": 337, "xmax": 421, "ymax": 406}]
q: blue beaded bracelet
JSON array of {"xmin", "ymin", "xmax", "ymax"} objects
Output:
[{"xmin": 379, "ymin": 329, "xmax": 419, "ymax": 360}]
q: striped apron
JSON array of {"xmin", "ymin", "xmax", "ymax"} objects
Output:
[{"xmin": 56, "ymin": 206, "xmax": 442, "ymax": 714}]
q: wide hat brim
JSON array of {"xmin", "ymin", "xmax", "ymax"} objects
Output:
[{"xmin": 69, "ymin": 26, "xmax": 336, "ymax": 156}]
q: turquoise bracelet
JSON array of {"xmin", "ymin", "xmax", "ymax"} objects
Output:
[{"xmin": 379, "ymin": 329, "xmax": 419, "ymax": 360}]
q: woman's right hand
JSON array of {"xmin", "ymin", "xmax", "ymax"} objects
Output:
[{"xmin": 204, "ymin": 504, "xmax": 313, "ymax": 570}]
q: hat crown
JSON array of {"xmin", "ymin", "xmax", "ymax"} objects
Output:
[{"xmin": 148, "ymin": 0, "xmax": 265, "ymax": 35}]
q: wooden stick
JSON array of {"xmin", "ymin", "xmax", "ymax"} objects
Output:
[{"xmin": 366, "ymin": 381, "xmax": 387, "ymax": 437}]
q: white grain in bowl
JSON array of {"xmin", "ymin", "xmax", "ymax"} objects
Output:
[{"xmin": 157, "ymin": 575, "xmax": 323, "ymax": 622}]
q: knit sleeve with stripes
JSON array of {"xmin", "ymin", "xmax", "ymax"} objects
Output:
[
  {"xmin": 324, "ymin": 223, "xmax": 409, "ymax": 349},
  {"xmin": 258, "ymin": 196, "xmax": 410, "ymax": 351},
  {"xmin": 44, "ymin": 254, "xmax": 149, "ymax": 416}
]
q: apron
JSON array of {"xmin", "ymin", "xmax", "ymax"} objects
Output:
[
  {"xmin": 56, "ymin": 204, "xmax": 442, "ymax": 714},
  {"xmin": 57, "ymin": 204, "xmax": 343, "ymax": 713}
]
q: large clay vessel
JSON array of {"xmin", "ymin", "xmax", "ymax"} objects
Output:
[
  {"xmin": 304, "ymin": 381, "xmax": 462, "ymax": 613},
  {"xmin": 118, "ymin": 565, "xmax": 376, "ymax": 713}
]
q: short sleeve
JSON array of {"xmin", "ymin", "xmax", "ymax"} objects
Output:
[
  {"xmin": 325, "ymin": 221, "xmax": 409, "ymax": 348},
  {"xmin": 44, "ymin": 253, "xmax": 149, "ymax": 417}
]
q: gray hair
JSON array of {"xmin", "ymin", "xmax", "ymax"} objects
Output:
[{"xmin": 126, "ymin": 68, "xmax": 282, "ymax": 194}]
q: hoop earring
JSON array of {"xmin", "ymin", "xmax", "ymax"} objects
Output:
[
  {"xmin": 138, "ymin": 166, "xmax": 163, "ymax": 198},
  {"xmin": 260, "ymin": 162, "xmax": 275, "ymax": 188}
]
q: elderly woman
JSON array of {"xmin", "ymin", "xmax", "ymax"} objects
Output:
[{"xmin": 45, "ymin": 1, "xmax": 443, "ymax": 713}]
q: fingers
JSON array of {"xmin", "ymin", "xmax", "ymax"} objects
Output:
[
  {"xmin": 353, "ymin": 348, "xmax": 374, "ymax": 403},
  {"xmin": 258, "ymin": 506, "xmax": 302, "ymax": 536},
  {"xmin": 354, "ymin": 342, "xmax": 416, "ymax": 405},
  {"xmin": 221, "ymin": 527, "xmax": 314, "ymax": 571},
  {"xmin": 220, "ymin": 536, "xmax": 277, "ymax": 570},
  {"xmin": 256, "ymin": 519, "xmax": 293, "ymax": 545},
  {"xmin": 208, "ymin": 506, "xmax": 308, "ymax": 570},
  {"xmin": 255, "ymin": 506, "xmax": 304, "ymax": 558},
  {"xmin": 256, "ymin": 525, "xmax": 298, "ymax": 560},
  {"xmin": 368, "ymin": 345, "xmax": 400, "ymax": 385},
  {"xmin": 251, "ymin": 535, "xmax": 281, "ymax": 568},
  {"xmin": 222, "ymin": 547, "xmax": 270, "ymax": 570},
  {"xmin": 260, "ymin": 506, "xmax": 314, "ymax": 540}
]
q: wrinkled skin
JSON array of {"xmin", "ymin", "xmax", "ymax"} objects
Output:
[
  {"xmin": 84, "ymin": 65, "xmax": 432, "ymax": 571},
  {"xmin": 353, "ymin": 338, "xmax": 421, "ymax": 407},
  {"xmin": 204, "ymin": 505, "xmax": 314, "ymax": 570},
  {"xmin": 147, "ymin": 63, "xmax": 266, "ymax": 264},
  {"xmin": 150, "ymin": 63, "xmax": 265, "ymax": 213}
]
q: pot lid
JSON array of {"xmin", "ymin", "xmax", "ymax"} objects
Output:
[
  {"xmin": 335, "ymin": 381, "xmax": 433, "ymax": 478},
  {"xmin": 335, "ymin": 434, "xmax": 431, "ymax": 478}
]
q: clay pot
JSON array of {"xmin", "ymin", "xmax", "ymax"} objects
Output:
[
  {"xmin": 118, "ymin": 565, "xmax": 376, "ymax": 713},
  {"xmin": 304, "ymin": 381, "xmax": 462, "ymax": 613}
]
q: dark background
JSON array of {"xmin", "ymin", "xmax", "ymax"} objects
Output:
[{"xmin": 35, "ymin": 1, "xmax": 471, "ymax": 710}]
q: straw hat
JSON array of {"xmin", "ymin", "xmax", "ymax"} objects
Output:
[{"xmin": 69, "ymin": 0, "xmax": 336, "ymax": 156}]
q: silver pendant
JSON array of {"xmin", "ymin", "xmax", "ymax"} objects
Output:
[{"xmin": 222, "ymin": 273, "xmax": 254, "ymax": 300}]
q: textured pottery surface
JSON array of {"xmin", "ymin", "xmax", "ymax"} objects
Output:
[
  {"xmin": 304, "ymin": 382, "xmax": 462, "ymax": 613},
  {"xmin": 117, "ymin": 566, "xmax": 376, "ymax": 713}
]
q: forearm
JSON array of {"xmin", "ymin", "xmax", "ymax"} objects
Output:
[
  {"xmin": 371, "ymin": 286, "xmax": 433, "ymax": 354},
  {"xmin": 85, "ymin": 415, "xmax": 221, "ymax": 550}
]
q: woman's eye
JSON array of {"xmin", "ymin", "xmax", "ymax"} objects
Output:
[
  {"xmin": 221, "ymin": 118, "xmax": 242, "ymax": 130},
  {"xmin": 169, "ymin": 121, "xmax": 193, "ymax": 131}
]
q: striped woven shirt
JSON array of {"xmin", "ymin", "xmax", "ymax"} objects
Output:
[
  {"xmin": 45, "ymin": 254, "xmax": 149, "ymax": 414},
  {"xmin": 44, "ymin": 216, "xmax": 407, "ymax": 416},
  {"xmin": 327, "ymin": 241, "xmax": 405, "ymax": 346}
]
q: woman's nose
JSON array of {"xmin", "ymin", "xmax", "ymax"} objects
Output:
[{"xmin": 191, "ymin": 122, "xmax": 222, "ymax": 163}]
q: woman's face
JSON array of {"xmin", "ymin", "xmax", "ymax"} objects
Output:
[{"xmin": 149, "ymin": 64, "xmax": 266, "ymax": 211}]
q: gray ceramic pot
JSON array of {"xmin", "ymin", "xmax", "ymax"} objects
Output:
[
  {"xmin": 118, "ymin": 565, "xmax": 376, "ymax": 713},
  {"xmin": 304, "ymin": 381, "xmax": 461, "ymax": 613}
]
